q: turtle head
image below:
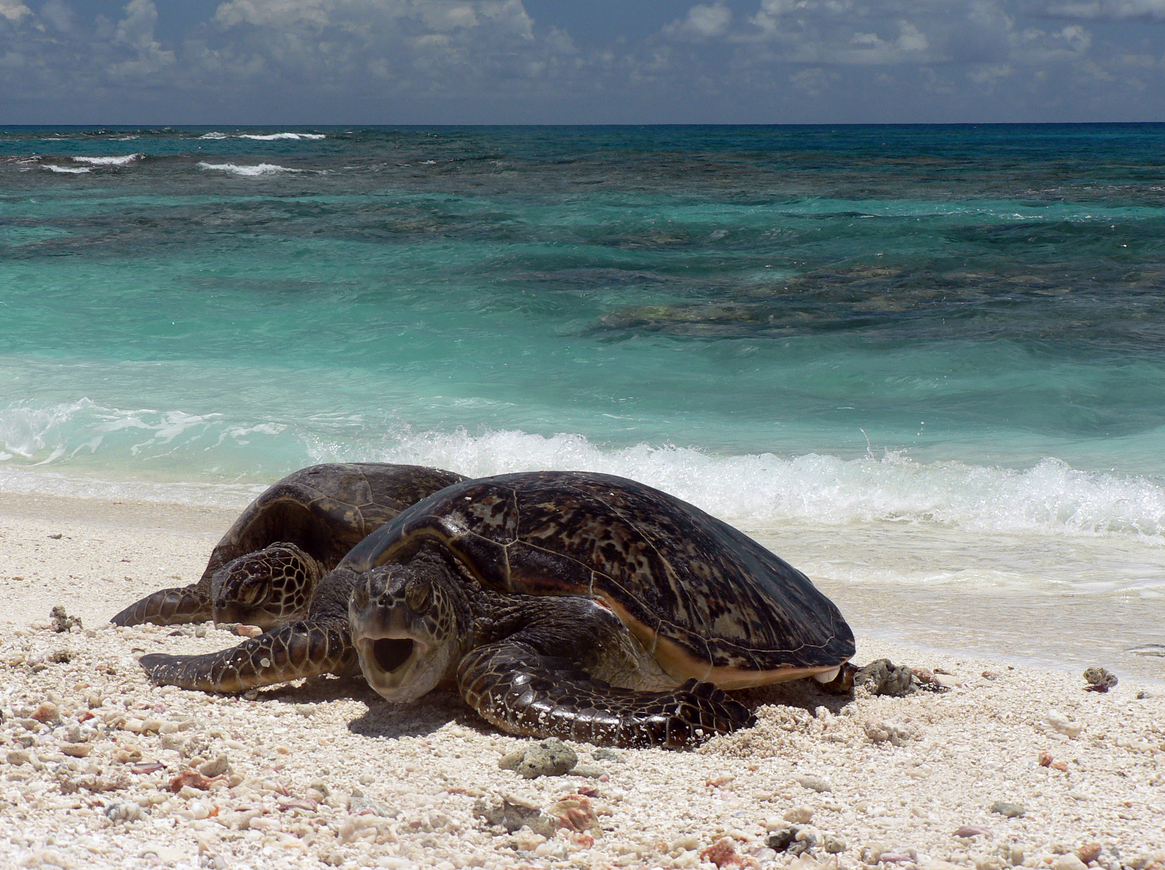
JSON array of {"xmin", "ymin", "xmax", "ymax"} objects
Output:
[
  {"xmin": 348, "ymin": 550, "xmax": 469, "ymax": 704},
  {"xmin": 211, "ymin": 542, "xmax": 324, "ymax": 629}
]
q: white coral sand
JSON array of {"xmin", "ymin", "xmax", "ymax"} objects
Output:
[{"xmin": 1, "ymin": 494, "xmax": 1162, "ymax": 870}]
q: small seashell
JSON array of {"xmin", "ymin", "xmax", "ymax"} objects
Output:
[
  {"xmin": 824, "ymin": 835, "xmax": 846, "ymax": 854},
  {"xmin": 881, "ymin": 851, "xmax": 916, "ymax": 864},
  {"xmin": 105, "ymin": 802, "xmax": 143, "ymax": 823},
  {"xmin": 549, "ymin": 794, "xmax": 602, "ymax": 836},
  {"xmin": 793, "ymin": 774, "xmax": 832, "ymax": 793},
  {"xmin": 114, "ymin": 747, "xmax": 144, "ymax": 764},
  {"xmin": 131, "ymin": 762, "xmax": 166, "ymax": 775},
  {"xmin": 955, "ymin": 825, "xmax": 990, "ymax": 837},
  {"xmin": 32, "ymin": 703, "xmax": 61, "ymax": 724},
  {"xmin": 1078, "ymin": 843, "xmax": 1103, "ymax": 864},
  {"xmin": 170, "ymin": 769, "xmax": 219, "ymax": 792},
  {"xmin": 61, "ymin": 743, "xmax": 93, "ymax": 758},
  {"xmin": 990, "ymin": 801, "xmax": 1025, "ymax": 818},
  {"xmin": 1038, "ymin": 750, "xmax": 1054, "ymax": 766},
  {"xmin": 1044, "ymin": 711, "xmax": 1083, "ymax": 738},
  {"xmin": 864, "ymin": 719, "xmax": 916, "ymax": 746},
  {"xmin": 700, "ymin": 836, "xmax": 745, "ymax": 868},
  {"xmin": 278, "ymin": 798, "xmax": 319, "ymax": 812},
  {"xmin": 784, "ymin": 806, "xmax": 814, "ymax": 824},
  {"xmin": 933, "ymin": 673, "xmax": 964, "ymax": 689},
  {"xmin": 199, "ymin": 754, "xmax": 230, "ymax": 778}
]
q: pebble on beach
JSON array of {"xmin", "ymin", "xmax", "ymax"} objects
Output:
[
  {"xmin": 497, "ymin": 737, "xmax": 579, "ymax": 779},
  {"xmin": 1083, "ymin": 667, "xmax": 1118, "ymax": 692}
]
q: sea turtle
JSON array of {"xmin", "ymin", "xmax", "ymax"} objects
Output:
[
  {"xmin": 111, "ymin": 462, "xmax": 465, "ymax": 629},
  {"xmin": 138, "ymin": 471, "xmax": 854, "ymax": 748}
]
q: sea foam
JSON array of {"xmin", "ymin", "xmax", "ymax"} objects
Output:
[
  {"xmin": 3, "ymin": 401, "xmax": 1162, "ymax": 542},
  {"xmin": 239, "ymin": 133, "xmax": 326, "ymax": 141},
  {"xmin": 72, "ymin": 154, "xmax": 142, "ymax": 167},
  {"xmin": 197, "ymin": 162, "xmax": 301, "ymax": 176}
]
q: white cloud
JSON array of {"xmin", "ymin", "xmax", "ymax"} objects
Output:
[
  {"xmin": 2, "ymin": 0, "xmax": 1165, "ymax": 124},
  {"xmin": 740, "ymin": 0, "xmax": 942, "ymax": 64},
  {"xmin": 109, "ymin": 0, "xmax": 175, "ymax": 79},
  {"xmin": 0, "ymin": 0, "xmax": 30, "ymax": 22},
  {"xmin": 665, "ymin": 3, "xmax": 733, "ymax": 40},
  {"xmin": 1043, "ymin": 0, "xmax": 1165, "ymax": 18}
]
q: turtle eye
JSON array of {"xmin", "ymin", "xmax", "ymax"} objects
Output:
[
  {"xmin": 404, "ymin": 577, "xmax": 431, "ymax": 613},
  {"xmin": 235, "ymin": 576, "xmax": 266, "ymax": 606}
]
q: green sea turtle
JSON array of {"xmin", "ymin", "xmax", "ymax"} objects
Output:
[
  {"xmin": 138, "ymin": 471, "xmax": 854, "ymax": 748},
  {"xmin": 111, "ymin": 463, "xmax": 465, "ymax": 629}
]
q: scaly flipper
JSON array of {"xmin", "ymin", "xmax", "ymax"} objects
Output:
[
  {"xmin": 456, "ymin": 640, "xmax": 755, "ymax": 749},
  {"xmin": 111, "ymin": 587, "xmax": 212, "ymax": 627},
  {"xmin": 139, "ymin": 621, "xmax": 359, "ymax": 693}
]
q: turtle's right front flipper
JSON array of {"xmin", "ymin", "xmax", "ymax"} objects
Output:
[
  {"xmin": 457, "ymin": 640, "xmax": 756, "ymax": 749},
  {"xmin": 138, "ymin": 621, "xmax": 359, "ymax": 693},
  {"xmin": 111, "ymin": 587, "xmax": 212, "ymax": 627}
]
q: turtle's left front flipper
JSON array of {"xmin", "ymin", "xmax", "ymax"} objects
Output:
[
  {"xmin": 457, "ymin": 640, "xmax": 755, "ymax": 749},
  {"xmin": 139, "ymin": 621, "xmax": 359, "ymax": 693},
  {"xmin": 111, "ymin": 586, "xmax": 213, "ymax": 626}
]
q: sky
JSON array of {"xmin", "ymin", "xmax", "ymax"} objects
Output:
[{"xmin": 1, "ymin": 0, "xmax": 1165, "ymax": 124}]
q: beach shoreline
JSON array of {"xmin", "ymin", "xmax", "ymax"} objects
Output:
[{"xmin": 1, "ymin": 491, "xmax": 1163, "ymax": 869}]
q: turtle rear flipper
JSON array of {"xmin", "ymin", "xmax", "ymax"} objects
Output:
[
  {"xmin": 139, "ymin": 621, "xmax": 359, "ymax": 693},
  {"xmin": 457, "ymin": 641, "xmax": 755, "ymax": 749},
  {"xmin": 111, "ymin": 587, "xmax": 212, "ymax": 627}
]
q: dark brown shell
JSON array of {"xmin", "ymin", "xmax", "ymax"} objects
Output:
[
  {"xmin": 202, "ymin": 463, "xmax": 466, "ymax": 583},
  {"xmin": 340, "ymin": 470, "xmax": 854, "ymax": 679}
]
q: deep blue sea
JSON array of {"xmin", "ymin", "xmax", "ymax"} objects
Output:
[{"xmin": 2, "ymin": 125, "xmax": 1162, "ymax": 675}]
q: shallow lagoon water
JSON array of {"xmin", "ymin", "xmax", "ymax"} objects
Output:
[{"xmin": 2, "ymin": 124, "xmax": 1163, "ymax": 681}]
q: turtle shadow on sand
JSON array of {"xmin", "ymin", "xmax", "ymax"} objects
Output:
[
  {"xmin": 233, "ymin": 675, "xmax": 454, "ymax": 742},
  {"xmin": 734, "ymin": 677, "xmax": 857, "ymax": 718},
  {"xmin": 240, "ymin": 673, "xmax": 370, "ymax": 707},
  {"xmin": 347, "ymin": 688, "xmax": 466, "ymax": 742}
]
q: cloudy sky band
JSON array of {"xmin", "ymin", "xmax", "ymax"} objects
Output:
[{"xmin": 2, "ymin": 0, "xmax": 1164, "ymax": 123}]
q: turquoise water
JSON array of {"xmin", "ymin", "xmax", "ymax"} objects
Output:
[{"xmin": 3, "ymin": 127, "xmax": 1165, "ymax": 616}]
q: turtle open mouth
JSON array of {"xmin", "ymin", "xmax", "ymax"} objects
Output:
[{"xmin": 372, "ymin": 638, "xmax": 415, "ymax": 672}]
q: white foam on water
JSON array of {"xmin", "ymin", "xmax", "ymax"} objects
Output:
[
  {"xmin": 3, "ymin": 402, "xmax": 1163, "ymax": 551},
  {"xmin": 196, "ymin": 162, "xmax": 300, "ymax": 176},
  {"xmin": 238, "ymin": 133, "xmax": 326, "ymax": 141},
  {"xmin": 42, "ymin": 165, "xmax": 90, "ymax": 174},
  {"xmin": 72, "ymin": 154, "xmax": 142, "ymax": 167},
  {"xmin": 357, "ymin": 427, "xmax": 1165, "ymax": 541},
  {"xmin": 198, "ymin": 132, "xmax": 228, "ymax": 140}
]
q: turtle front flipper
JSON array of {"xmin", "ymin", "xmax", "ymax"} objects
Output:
[
  {"xmin": 457, "ymin": 641, "xmax": 755, "ymax": 749},
  {"xmin": 111, "ymin": 587, "xmax": 213, "ymax": 627},
  {"xmin": 138, "ymin": 621, "xmax": 359, "ymax": 693}
]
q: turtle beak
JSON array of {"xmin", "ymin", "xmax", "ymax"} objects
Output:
[
  {"xmin": 353, "ymin": 631, "xmax": 439, "ymax": 702},
  {"xmin": 348, "ymin": 566, "xmax": 449, "ymax": 703}
]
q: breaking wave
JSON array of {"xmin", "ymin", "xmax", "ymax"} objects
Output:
[
  {"xmin": 196, "ymin": 162, "xmax": 301, "ymax": 176},
  {"xmin": 72, "ymin": 154, "xmax": 142, "ymax": 167},
  {"xmin": 2, "ymin": 401, "xmax": 1162, "ymax": 541}
]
